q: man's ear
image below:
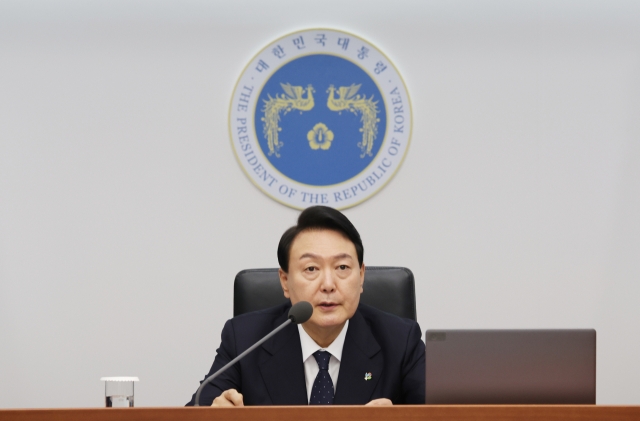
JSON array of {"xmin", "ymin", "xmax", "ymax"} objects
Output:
[
  {"xmin": 359, "ymin": 263, "xmax": 365, "ymax": 294},
  {"xmin": 278, "ymin": 268, "xmax": 291, "ymax": 299}
]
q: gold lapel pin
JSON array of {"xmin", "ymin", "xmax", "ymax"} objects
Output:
[{"xmin": 364, "ymin": 372, "xmax": 372, "ymax": 381}]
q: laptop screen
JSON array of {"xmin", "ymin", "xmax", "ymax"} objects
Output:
[{"xmin": 425, "ymin": 329, "xmax": 596, "ymax": 404}]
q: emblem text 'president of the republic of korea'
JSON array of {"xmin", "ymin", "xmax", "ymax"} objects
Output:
[{"xmin": 186, "ymin": 206, "xmax": 425, "ymax": 406}]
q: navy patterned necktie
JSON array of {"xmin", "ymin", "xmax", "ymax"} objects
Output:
[{"xmin": 309, "ymin": 350, "xmax": 334, "ymax": 405}]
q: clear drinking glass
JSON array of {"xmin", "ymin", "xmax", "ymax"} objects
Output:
[{"xmin": 100, "ymin": 377, "xmax": 139, "ymax": 407}]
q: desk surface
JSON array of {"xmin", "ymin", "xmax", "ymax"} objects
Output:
[{"xmin": 0, "ymin": 406, "xmax": 639, "ymax": 421}]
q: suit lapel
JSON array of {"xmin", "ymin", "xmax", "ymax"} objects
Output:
[
  {"xmin": 334, "ymin": 309, "xmax": 383, "ymax": 404},
  {"xmin": 258, "ymin": 316, "xmax": 308, "ymax": 405}
]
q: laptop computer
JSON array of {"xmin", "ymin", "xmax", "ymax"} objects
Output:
[{"xmin": 425, "ymin": 329, "xmax": 596, "ymax": 404}]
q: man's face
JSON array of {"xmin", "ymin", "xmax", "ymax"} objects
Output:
[{"xmin": 279, "ymin": 229, "xmax": 364, "ymax": 330}]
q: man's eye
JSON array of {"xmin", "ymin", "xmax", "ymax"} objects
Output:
[
  {"xmin": 338, "ymin": 265, "xmax": 348, "ymax": 270},
  {"xmin": 306, "ymin": 267, "xmax": 317, "ymax": 272}
]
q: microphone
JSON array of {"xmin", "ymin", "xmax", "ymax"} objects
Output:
[
  {"xmin": 287, "ymin": 300, "xmax": 313, "ymax": 324},
  {"xmin": 194, "ymin": 301, "xmax": 313, "ymax": 406}
]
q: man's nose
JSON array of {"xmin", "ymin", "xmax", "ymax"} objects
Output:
[{"xmin": 319, "ymin": 270, "xmax": 337, "ymax": 292}]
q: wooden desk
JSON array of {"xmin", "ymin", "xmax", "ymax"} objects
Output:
[{"xmin": 1, "ymin": 406, "xmax": 639, "ymax": 421}]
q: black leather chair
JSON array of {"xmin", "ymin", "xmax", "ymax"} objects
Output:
[{"xmin": 233, "ymin": 266, "xmax": 416, "ymax": 320}]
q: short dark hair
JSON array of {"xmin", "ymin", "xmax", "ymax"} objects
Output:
[{"xmin": 277, "ymin": 206, "xmax": 364, "ymax": 272}]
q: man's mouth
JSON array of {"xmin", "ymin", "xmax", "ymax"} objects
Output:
[{"xmin": 318, "ymin": 301, "xmax": 338, "ymax": 311}]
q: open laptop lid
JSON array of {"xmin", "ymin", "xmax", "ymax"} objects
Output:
[{"xmin": 425, "ymin": 329, "xmax": 596, "ymax": 404}]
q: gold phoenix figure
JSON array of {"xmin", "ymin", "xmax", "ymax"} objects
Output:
[
  {"xmin": 327, "ymin": 84, "xmax": 380, "ymax": 157},
  {"xmin": 261, "ymin": 83, "xmax": 315, "ymax": 157}
]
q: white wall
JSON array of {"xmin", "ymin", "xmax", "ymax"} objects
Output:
[{"xmin": 1, "ymin": 0, "xmax": 639, "ymax": 408}]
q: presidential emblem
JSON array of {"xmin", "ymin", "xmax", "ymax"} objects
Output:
[{"xmin": 230, "ymin": 29, "xmax": 411, "ymax": 209}]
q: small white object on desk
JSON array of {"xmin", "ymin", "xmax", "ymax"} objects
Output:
[{"xmin": 100, "ymin": 376, "xmax": 139, "ymax": 407}]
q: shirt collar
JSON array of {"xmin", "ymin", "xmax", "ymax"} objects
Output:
[{"xmin": 298, "ymin": 320, "xmax": 349, "ymax": 362}]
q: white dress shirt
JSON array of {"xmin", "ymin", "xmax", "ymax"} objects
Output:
[{"xmin": 297, "ymin": 320, "xmax": 349, "ymax": 403}]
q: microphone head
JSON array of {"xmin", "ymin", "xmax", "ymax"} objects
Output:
[{"xmin": 288, "ymin": 301, "xmax": 313, "ymax": 324}]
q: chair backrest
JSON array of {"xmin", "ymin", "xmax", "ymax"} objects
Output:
[{"xmin": 233, "ymin": 266, "xmax": 416, "ymax": 320}]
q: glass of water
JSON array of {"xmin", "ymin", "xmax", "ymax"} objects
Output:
[{"xmin": 100, "ymin": 377, "xmax": 139, "ymax": 407}]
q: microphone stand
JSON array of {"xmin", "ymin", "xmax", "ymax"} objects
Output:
[{"xmin": 194, "ymin": 318, "xmax": 293, "ymax": 406}]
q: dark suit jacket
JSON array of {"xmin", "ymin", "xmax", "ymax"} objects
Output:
[{"xmin": 186, "ymin": 302, "xmax": 425, "ymax": 406}]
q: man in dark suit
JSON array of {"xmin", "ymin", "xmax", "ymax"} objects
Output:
[{"xmin": 187, "ymin": 206, "xmax": 425, "ymax": 406}]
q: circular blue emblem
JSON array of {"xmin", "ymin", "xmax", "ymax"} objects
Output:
[
  {"xmin": 255, "ymin": 54, "xmax": 387, "ymax": 186},
  {"xmin": 230, "ymin": 29, "xmax": 411, "ymax": 209}
]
